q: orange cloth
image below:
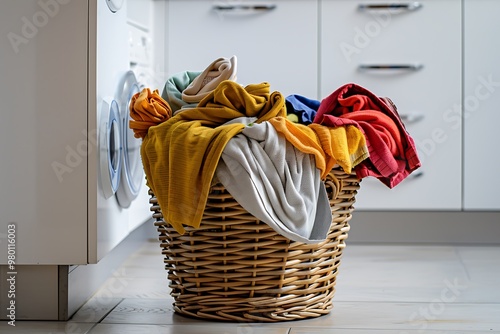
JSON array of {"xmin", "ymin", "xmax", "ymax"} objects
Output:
[
  {"xmin": 268, "ymin": 117, "xmax": 369, "ymax": 178},
  {"xmin": 268, "ymin": 117, "xmax": 327, "ymax": 175},
  {"xmin": 141, "ymin": 81, "xmax": 286, "ymax": 234},
  {"xmin": 129, "ymin": 88, "xmax": 172, "ymax": 139}
]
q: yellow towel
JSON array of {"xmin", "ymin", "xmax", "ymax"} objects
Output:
[
  {"xmin": 309, "ymin": 123, "xmax": 369, "ymax": 175},
  {"xmin": 141, "ymin": 81, "xmax": 286, "ymax": 234},
  {"xmin": 268, "ymin": 117, "xmax": 369, "ymax": 179}
]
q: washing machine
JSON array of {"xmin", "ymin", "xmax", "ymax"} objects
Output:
[{"xmin": 95, "ymin": 0, "xmax": 152, "ymax": 261}]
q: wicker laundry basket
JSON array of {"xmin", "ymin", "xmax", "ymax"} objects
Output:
[{"xmin": 148, "ymin": 166, "xmax": 360, "ymax": 322}]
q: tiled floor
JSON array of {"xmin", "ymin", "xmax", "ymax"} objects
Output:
[{"xmin": 2, "ymin": 240, "xmax": 500, "ymax": 333}]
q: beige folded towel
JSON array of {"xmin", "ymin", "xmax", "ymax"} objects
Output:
[{"xmin": 182, "ymin": 55, "xmax": 237, "ymax": 103}]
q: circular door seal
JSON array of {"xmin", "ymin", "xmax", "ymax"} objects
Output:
[{"xmin": 99, "ymin": 98, "xmax": 122, "ymax": 199}]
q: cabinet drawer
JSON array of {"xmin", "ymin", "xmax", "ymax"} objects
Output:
[
  {"xmin": 167, "ymin": 0, "xmax": 318, "ymax": 98},
  {"xmin": 463, "ymin": 0, "xmax": 500, "ymax": 210},
  {"xmin": 320, "ymin": 0, "xmax": 462, "ymax": 210}
]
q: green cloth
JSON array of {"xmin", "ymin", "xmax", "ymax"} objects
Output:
[{"xmin": 161, "ymin": 70, "xmax": 201, "ymax": 114}]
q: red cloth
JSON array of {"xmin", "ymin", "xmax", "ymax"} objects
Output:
[{"xmin": 313, "ymin": 83, "xmax": 421, "ymax": 188}]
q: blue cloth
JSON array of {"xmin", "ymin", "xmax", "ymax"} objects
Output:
[{"xmin": 285, "ymin": 94, "xmax": 320, "ymax": 124}]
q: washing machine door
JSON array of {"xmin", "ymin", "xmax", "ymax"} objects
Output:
[
  {"xmin": 105, "ymin": 0, "xmax": 124, "ymax": 12},
  {"xmin": 116, "ymin": 71, "xmax": 144, "ymax": 208},
  {"xmin": 99, "ymin": 97, "xmax": 122, "ymax": 199}
]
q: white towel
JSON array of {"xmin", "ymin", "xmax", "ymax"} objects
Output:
[
  {"xmin": 216, "ymin": 121, "xmax": 332, "ymax": 244},
  {"xmin": 182, "ymin": 55, "xmax": 237, "ymax": 103}
]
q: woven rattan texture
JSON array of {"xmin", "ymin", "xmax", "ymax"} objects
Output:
[{"xmin": 149, "ymin": 167, "xmax": 360, "ymax": 322}]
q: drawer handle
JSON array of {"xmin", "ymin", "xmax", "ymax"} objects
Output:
[
  {"xmin": 400, "ymin": 113, "xmax": 424, "ymax": 124},
  {"xmin": 213, "ymin": 3, "xmax": 276, "ymax": 12},
  {"xmin": 358, "ymin": 2, "xmax": 422, "ymax": 11},
  {"xmin": 358, "ymin": 64, "xmax": 423, "ymax": 71}
]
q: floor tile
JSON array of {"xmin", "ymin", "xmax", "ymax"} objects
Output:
[
  {"xmin": 334, "ymin": 244, "xmax": 469, "ymax": 302},
  {"xmin": 89, "ymin": 323, "xmax": 289, "ymax": 334},
  {"xmin": 70, "ymin": 297, "xmax": 123, "ymax": 323},
  {"xmin": 454, "ymin": 246, "xmax": 500, "ymax": 303},
  {"xmin": 0, "ymin": 321, "xmax": 94, "ymax": 333},
  {"xmin": 290, "ymin": 329, "xmax": 500, "ymax": 333},
  {"xmin": 262, "ymin": 301, "xmax": 500, "ymax": 332},
  {"xmin": 93, "ymin": 276, "xmax": 171, "ymax": 299},
  {"xmin": 91, "ymin": 241, "xmax": 168, "ymax": 298},
  {"xmin": 101, "ymin": 298, "xmax": 174, "ymax": 325}
]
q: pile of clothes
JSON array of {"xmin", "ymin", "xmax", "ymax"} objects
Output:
[{"xmin": 129, "ymin": 55, "xmax": 421, "ymax": 244}]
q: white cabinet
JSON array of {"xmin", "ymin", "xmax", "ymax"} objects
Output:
[
  {"xmin": 159, "ymin": 0, "xmax": 496, "ymax": 212},
  {"xmin": 166, "ymin": 0, "xmax": 318, "ymax": 99},
  {"xmin": 0, "ymin": 0, "xmax": 89, "ymax": 265},
  {"xmin": 320, "ymin": 0, "xmax": 462, "ymax": 210},
  {"xmin": 463, "ymin": 0, "xmax": 500, "ymax": 210}
]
